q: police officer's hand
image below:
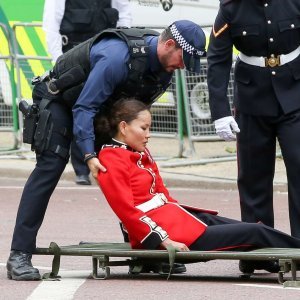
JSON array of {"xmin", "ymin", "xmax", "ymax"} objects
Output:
[
  {"xmin": 214, "ymin": 116, "xmax": 240, "ymax": 141},
  {"xmin": 86, "ymin": 157, "xmax": 107, "ymax": 179}
]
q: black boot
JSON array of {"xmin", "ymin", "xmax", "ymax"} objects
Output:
[
  {"xmin": 151, "ymin": 262, "xmax": 187, "ymax": 274},
  {"xmin": 75, "ymin": 175, "xmax": 91, "ymax": 185},
  {"xmin": 7, "ymin": 251, "xmax": 41, "ymax": 280},
  {"xmin": 239, "ymin": 260, "xmax": 280, "ymax": 274}
]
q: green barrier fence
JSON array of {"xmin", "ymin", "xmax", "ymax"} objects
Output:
[{"xmin": 0, "ymin": 22, "xmax": 19, "ymax": 151}]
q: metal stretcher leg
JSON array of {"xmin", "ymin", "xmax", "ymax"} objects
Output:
[
  {"xmin": 92, "ymin": 255, "xmax": 110, "ymax": 280},
  {"xmin": 278, "ymin": 259, "xmax": 300, "ymax": 287}
]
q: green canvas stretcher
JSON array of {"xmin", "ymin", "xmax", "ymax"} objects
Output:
[{"xmin": 34, "ymin": 242, "xmax": 300, "ymax": 287}]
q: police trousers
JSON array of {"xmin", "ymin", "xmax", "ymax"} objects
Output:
[
  {"xmin": 11, "ymin": 82, "xmax": 73, "ymax": 253},
  {"xmin": 235, "ymin": 109, "xmax": 300, "ymax": 238}
]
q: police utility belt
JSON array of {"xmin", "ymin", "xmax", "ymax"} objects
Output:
[
  {"xmin": 239, "ymin": 46, "xmax": 300, "ymax": 68},
  {"xmin": 136, "ymin": 193, "xmax": 168, "ymax": 213}
]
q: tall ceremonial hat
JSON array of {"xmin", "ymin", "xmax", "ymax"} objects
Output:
[{"xmin": 169, "ymin": 20, "xmax": 206, "ymax": 74}]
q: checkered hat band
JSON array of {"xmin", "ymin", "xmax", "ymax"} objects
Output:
[{"xmin": 170, "ymin": 24, "xmax": 203, "ymax": 56}]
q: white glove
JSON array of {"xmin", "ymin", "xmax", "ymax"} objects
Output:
[{"xmin": 214, "ymin": 116, "xmax": 240, "ymax": 141}]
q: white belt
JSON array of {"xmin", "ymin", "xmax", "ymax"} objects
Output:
[
  {"xmin": 238, "ymin": 46, "xmax": 300, "ymax": 67},
  {"xmin": 136, "ymin": 193, "xmax": 168, "ymax": 213}
]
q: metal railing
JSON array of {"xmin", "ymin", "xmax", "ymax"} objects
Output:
[
  {"xmin": 0, "ymin": 22, "xmax": 19, "ymax": 150},
  {"xmin": 183, "ymin": 62, "xmax": 234, "ymax": 141},
  {"xmin": 162, "ymin": 64, "xmax": 237, "ymax": 167},
  {"xmin": 11, "ymin": 22, "xmax": 53, "ymax": 102},
  {"xmin": 150, "ymin": 70, "xmax": 184, "ymax": 157}
]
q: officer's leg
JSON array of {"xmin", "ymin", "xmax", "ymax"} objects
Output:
[
  {"xmin": 8, "ymin": 96, "xmax": 72, "ymax": 280},
  {"xmin": 70, "ymin": 140, "xmax": 91, "ymax": 185},
  {"xmin": 277, "ymin": 109, "xmax": 300, "ymax": 238},
  {"xmin": 236, "ymin": 112, "xmax": 276, "ymax": 227}
]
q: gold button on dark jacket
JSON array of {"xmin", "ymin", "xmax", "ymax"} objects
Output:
[{"xmin": 208, "ymin": 0, "xmax": 300, "ymax": 120}]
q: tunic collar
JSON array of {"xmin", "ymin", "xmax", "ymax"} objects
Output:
[
  {"xmin": 102, "ymin": 139, "xmax": 154, "ymax": 164},
  {"xmin": 104, "ymin": 138, "xmax": 139, "ymax": 153}
]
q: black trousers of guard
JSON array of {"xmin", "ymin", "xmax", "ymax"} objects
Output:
[
  {"xmin": 189, "ymin": 213, "xmax": 300, "ymax": 250},
  {"xmin": 11, "ymin": 82, "xmax": 73, "ymax": 253},
  {"xmin": 235, "ymin": 109, "xmax": 300, "ymax": 238}
]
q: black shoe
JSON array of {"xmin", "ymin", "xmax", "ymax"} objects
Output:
[
  {"xmin": 130, "ymin": 262, "xmax": 186, "ymax": 274},
  {"xmin": 75, "ymin": 175, "xmax": 91, "ymax": 185},
  {"xmin": 7, "ymin": 251, "xmax": 41, "ymax": 281},
  {"xmin": 239, "ymin": 260, "xmax": 280, "ymax": 274},
  {"xmin": 161, "ymin": 262, "xmax": 187, "ymax": 274}
]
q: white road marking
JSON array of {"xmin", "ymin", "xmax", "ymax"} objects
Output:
[
  {"xmin": 26, "ymin": 270, "xmax": 90, "ymax": 300},
  {"xmin": 235, "ymin": 283, "xmax": 300, "ymax": 290}
]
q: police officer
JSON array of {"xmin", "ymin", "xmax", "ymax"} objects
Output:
[
  {"xmin": 207, "ymin": 0, "xmax": 300, "ymax": 273},
  {"xmin": 7, "ymin": 20, "xmax": 206, "ymax": 280},
  {"xmin": 43, "ymin": 0, "xmax": 132, "ymax": 185}
]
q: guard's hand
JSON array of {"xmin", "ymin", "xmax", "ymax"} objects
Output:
[
  {"xmin": 161, "ymin": 238, "xmax": 190, "ymax": 252},
  {"xmin": 86, "ymin": 157, "xmax": 107, "ymax": 180},
  {"xmin": 214, "ymin": 116, "xmax": 240, "ymax": 141}
]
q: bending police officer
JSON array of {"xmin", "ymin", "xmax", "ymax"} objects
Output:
[
  {"xmin": 43, "ymin": 0, "xmax": 132, "ymax": 185},
  {"xmin": 207, "ymin": 0, "xmax": 300, "ymax": 273},
  {"xmin": 7, "ymin": 20, "xmax": 206, "ymax": 281}
]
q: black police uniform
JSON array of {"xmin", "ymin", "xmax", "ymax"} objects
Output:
[
  {"xmin": 207, "ymin": 0, "xmax": 300, "ymax": 237},
  {"xmin": 60, "ymin": 0, "xmax": 119, "ymax": 180}
]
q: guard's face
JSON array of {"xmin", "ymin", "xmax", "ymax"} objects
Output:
[
  {"xmin": 120, "ymin": 110, "xmax": 151, "ymax": 152},
  {"xmin": 159, "ymin": 39, "xmax": 185, "ymax": 72}
]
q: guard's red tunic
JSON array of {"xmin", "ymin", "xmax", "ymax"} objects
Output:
[{"xmin": 98, "ymin": 143, "xmax": 217, "ymax": 249}]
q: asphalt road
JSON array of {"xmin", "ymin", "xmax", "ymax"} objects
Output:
[{"xmin": 0, "ymin": 177, "xmax": 299, "ymax": 300}]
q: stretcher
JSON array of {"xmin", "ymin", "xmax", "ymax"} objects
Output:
[{"xmin": 34, "ymin": 242, "xmax": 300, "ymax": 287}]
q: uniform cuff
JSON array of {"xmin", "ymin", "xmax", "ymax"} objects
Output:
[
  {"xmin": 142, "ymin": 232, "xmax": 169, "ymax": 250},
  {"xmin": 140, "ymin": 216, "xmax": 168, "ymax": 249},
  {"xmin": 77, "ymin": 139, "xmax": 95, "ymax": 157}
]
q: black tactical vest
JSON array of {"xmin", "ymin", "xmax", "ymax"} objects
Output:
[
  {"xmin": 60, "ymin": 0, "xmax": 118, "ymax": 45},
  {"xmin": 52, "ymin": 27, "xmax": 166, "ymax": 107}
]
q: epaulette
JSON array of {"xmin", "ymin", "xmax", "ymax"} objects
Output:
[{"xmin": 220, "ymin": 0, "xmax": 233, "ymax": 4}]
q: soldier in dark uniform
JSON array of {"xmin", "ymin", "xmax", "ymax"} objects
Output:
[
  {"xmin": 207, "ymin": 0, "xmax": 300, "ymax": 273},
  {"xmin": 6, "ymin": 20, "xmax": 206, "ymax": 281}
]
